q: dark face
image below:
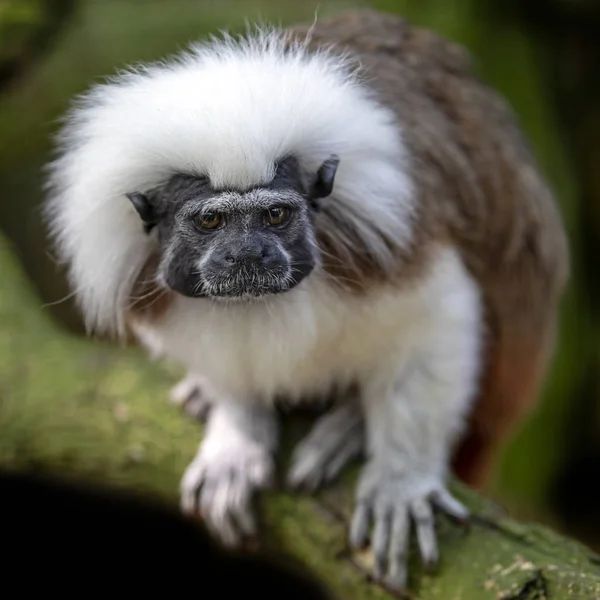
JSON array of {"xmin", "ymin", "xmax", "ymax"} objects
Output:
[{"xmin": 127, "ymin": 155, "xmax": 339, "ymax": 301}]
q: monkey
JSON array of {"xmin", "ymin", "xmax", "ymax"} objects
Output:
[
  {"xmin": 43, "ymin": 9, "xmax": 569, "ymax": 594},
  {"xmin": 0, "ymin": 468, "xmax": 332, "ymax": 598}
]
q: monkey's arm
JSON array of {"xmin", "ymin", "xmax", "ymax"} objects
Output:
[
  {"xmin": 1, "ymin": 235, "xmax": 598, "ymax": 599},
  {"xmin": 180, "ymin": 401, "xmax": 278, "ymax": 546},
  {"xmin": 336, "ymin": 247, "xmax": 479, "ymax": 592}
]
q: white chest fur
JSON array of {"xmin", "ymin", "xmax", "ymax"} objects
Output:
[{"xmin": 132, "ymin": 247, "xmax": 481, "ymax": 404}]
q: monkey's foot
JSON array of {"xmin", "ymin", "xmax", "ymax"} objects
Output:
[
  {"xmin": 179, "ymin": 439, "xmax": 274, "ymax": 547},
  {"xmin": 169, "ymin": 374, "xmax": 212, "ymax": 422},
  {"xmin": 349, "ymin": 464, "xmax": 469, "ymax": 593},
  {"xmin": 287, "ymin": 402, "xmax": 364, "ymax": 493}
]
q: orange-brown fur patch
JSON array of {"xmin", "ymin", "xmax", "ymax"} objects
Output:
[
  {"xmin": 125, "ymin": 254, "xmax": 175, "ymax": 323},
  {"xmin": 452, "ymin": 325, "xmax": 552, "ymax": 488}
]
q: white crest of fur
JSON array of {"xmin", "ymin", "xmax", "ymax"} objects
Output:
[{"xmin": 44, "ymin": 25, "xmax": 414, "ymax": 336}]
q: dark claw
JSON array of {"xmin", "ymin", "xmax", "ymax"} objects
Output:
[
  {"xmin": 382, "ymin": 579, "xmax": 414, "ymax": 600},
  {"xmin": 350, "ymin": 502, "xmax": 372, "ymax": 549},
  {"xmin": 423, "ymin": 558, "xmax": 438, "ymax": 574}
]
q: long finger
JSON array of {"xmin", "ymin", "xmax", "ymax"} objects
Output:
[
  {"xmin": 386, "ymin": 507, "xmax": 410, "ymax": 592},
  {"xmin": 372, "ymin": 505, "xmax": 392, "ymax": 580},
  {"xmin": 431, "ymin": 488, "xmax": 469, "ymax": 526},
  {"xmin": 350, "ymin": 501, "xmax": 372, "ymax": 549},
  {"xmin": 411, "ymin": 499, "xmax": 438, "ymax": 570},
  {"xmin": 324, "ymin": 434, "xmax": 363, "ymax": 483}
]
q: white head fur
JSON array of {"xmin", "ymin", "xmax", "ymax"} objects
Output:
[{"xmin": 44, "ymin": 25, "xmax": 414, "ymax": 337}]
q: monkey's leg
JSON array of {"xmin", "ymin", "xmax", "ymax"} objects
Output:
[
  {"xmin": 348, "ymin": 277, "xmax": 481, "ymax": 594},
  {"xmin": 350, "ymin": 359, "xmax": 474, "ymax": 593},
  {"xmin": 287, "ymin": 399, "xmax": 365, "ymax": 492},
  {"xmin": 180, "ymin": 402, "xmax": 278, "ymax": 547},
  {"xmin": 169, "ymin": 373, "xmax": 213, "ymax": 422}
]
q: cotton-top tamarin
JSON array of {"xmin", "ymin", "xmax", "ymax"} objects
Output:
[{"xmin": 44, "ymin": 10, "xmax": 569, "ymax": 593}]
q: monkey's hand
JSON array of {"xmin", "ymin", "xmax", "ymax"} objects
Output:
[
  {"xmin": 350, "ymin": 464, "xmax": 469, "ymax": 593},
  {"xmin": 170, "ymin": 374, "xmax": 213, "ymax": 422},
  {"xmin": 180, "ymin": 403, "xmax": 278, "ymax": 547},
  {"xmin": 287, "ymin": 401, "xmax": 364, "ymax": 492}
]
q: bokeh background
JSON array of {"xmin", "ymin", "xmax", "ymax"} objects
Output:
[{"xmin": 1, "ymin": 0, "xmax": 598, "ymax": 551}]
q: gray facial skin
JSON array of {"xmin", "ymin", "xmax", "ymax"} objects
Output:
[{"xmin": 126, "ymin": 155, "xmax": 339, "ymax": 300}]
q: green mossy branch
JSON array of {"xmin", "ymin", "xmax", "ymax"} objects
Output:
[{"xmin": 0, "ymin": 237, "xmax": 599, "ymax": 599}]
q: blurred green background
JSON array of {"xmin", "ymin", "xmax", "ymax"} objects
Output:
[{"xmin": 1, "ymin": 0, "xmax": 598, "ymax": 550}]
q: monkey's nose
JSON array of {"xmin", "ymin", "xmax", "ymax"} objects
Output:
[{"xmin": 220, "ymin": 243, "xmax": 277, "ymax": 268}]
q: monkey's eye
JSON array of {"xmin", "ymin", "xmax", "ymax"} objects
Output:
[
  {"xmin": 264, "ymin": 206, "xmax": 290, "ymax": 228},
  {"xmin": 198, "ymin": 212, "xmax": 224, "ymax": 231}
]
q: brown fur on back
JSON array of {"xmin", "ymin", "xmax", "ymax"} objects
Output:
[{"xmin": 291, "ymin": 10, "xmax": 569, "ymax": 487}]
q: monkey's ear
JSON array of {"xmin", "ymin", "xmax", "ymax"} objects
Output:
[
  {"xmin": 126, "ymin": 192, "xmax": 158, "ymax": 233},
  {"xmin": 308, "ymin": 154, "xmax": 340, "ymax": 209}
]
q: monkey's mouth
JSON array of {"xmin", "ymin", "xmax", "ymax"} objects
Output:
[{"xmin": 196, "ymin": 269, "xmax": 301, "ymax": 301}]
